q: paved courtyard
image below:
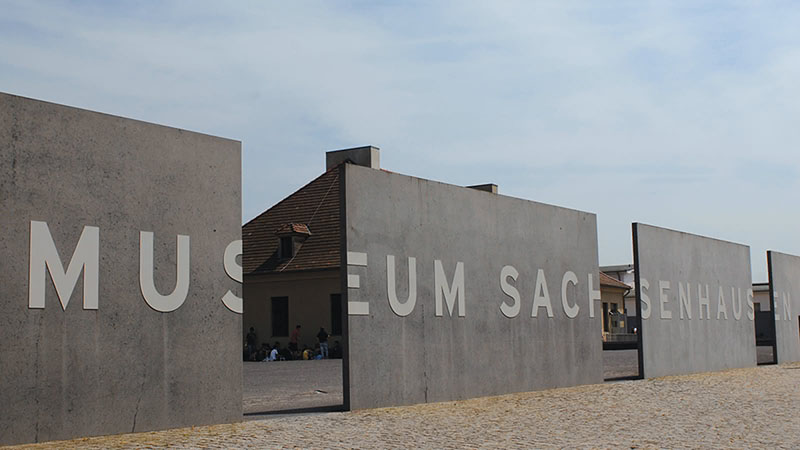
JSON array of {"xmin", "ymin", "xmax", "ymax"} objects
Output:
[
  {"xmin": 243, "ymin": 360, "xmax": 343, "ymax": 415},
  {"xmin": 9, "ymin": 361, "xmax": 800, "ymax": 449},
  {"xmin": 602, "ymin": 349, "xmax": 640, "ymax": 379}
]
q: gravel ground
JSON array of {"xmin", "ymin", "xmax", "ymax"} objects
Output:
[{"xmin": 9, "ymin": 362, "xmax": 800, "ymax": 449}]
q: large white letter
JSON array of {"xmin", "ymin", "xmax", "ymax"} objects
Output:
[
  {"xmin": 29, "ymin": 221, "xmax": 99, "ymax": 310},
  {"xmin": 716, "ymin": 286, "xmax": 728, "ymax": 320},
  {"xmin": 140, "ymin": 231, "xmax": 190, "ymax": 313},
  {"xmin": 221, "ymin": 240, "xmax": 243, "ymax": 314},
  {"xmin": 561, "ymin": 271, "xmax": 579, "ymax": 319},
  {"xmin": 499, "ymin": 265, "xmax": 521, "ymax": 318},
  {"xmin": 732, "ymin": 287, "xmax": 742, "ymax": 320},
  {"xmin": 698, "ymin": 284, "xmax": 710, "ymax": 320},
  {"xmin": 640, "ymin": 278, "xmax": 651, "ymax": 320},
  {"xmin": 434, "ymin": 260, "xmax": 465, "ymax": 317},
  {"xmin": 588, "ymin": 273, "xmax": 601, "ymax": 318},
  {"xmin": 679, "ymin": 282, "xmax": 692, "ymax": 320},
  {"xmin": 659, "ymin": 280, "xmax": 672, "ymax": 319},
  {"xmin": 747, "ymin": 288, "xmax": 755, "ymax": 320},
  {"xmin": 531, "ymin": 269, "xmax": 553, "ymax": 318},
  {"xmin": 387, "ymin": 255, "xmax": 417, "ymax": 317}
]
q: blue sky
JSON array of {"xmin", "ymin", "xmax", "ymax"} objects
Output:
[{"xmin": 2, "ymin": 1, "xmax": 799, "ymax": 280}]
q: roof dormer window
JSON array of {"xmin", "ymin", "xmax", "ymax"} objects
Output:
[
  {"xmin": 279, "ymin": 236, "xmax": 293, "ymax": 259},
  {"xmin": 276, "ymin": 223, "xmax": 312, "ymax": 260}
]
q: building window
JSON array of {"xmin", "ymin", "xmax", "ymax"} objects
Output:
[
  {"xmin": 330, "ymin": 294, "xmax": 342, "ymax": 335},
  {"xmin": 271, "ymin": 297, "xmax": 289, "ymax": 336},
  {"xmin": 754, "ymin": 303, "xmax": 761, "ymax": 312},
  {"xmin": 279, "ymin": 236, "xmax": 293, "ymax": 259}
]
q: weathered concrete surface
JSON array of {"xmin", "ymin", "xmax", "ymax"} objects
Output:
[
  {"xmin": 10, "ymin": 363, "xmax": 800, "ymax": 449},
  {"xmin": 767, "ymin": 251, "xmax": 800, "ymax": 363},
  {"xmin": 633, "ymin": 223, "xmax": 756, "ymax": 379},
  {"xmin": 0, "ymin": 92, "xmax": 242, "ymax": 445},
  {"xmin": 343, "ymin": 164, "xmax": 603, "ymax": 410}
]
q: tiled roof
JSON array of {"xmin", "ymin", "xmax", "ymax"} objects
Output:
[
  {"xmin": 276, "ymin": 223, "xmax": 311, "ymax": 236},
  {"xmin": 599, "ymin": 272, "xmax": 631, "ymax": 290},
  {"xmin": 243, "ymin": 167, "xmax": 341, "ymax": 275}
]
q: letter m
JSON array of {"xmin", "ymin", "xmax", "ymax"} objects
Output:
[
  {"xmin": 29, "ymin": 221, "xmax": 99, "ymax": 310},
  {"xmin": 434, "ymin": 260, "xmax": 465, "ymax": 317}
]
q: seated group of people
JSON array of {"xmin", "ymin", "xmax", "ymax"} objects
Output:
[
  {"xmin": 246, "ymin": 340, "xmax": 342, "ymax": 361},
  {"xmin": 244, "ymin": 326, "xmax": 342, "ymax": 361}
]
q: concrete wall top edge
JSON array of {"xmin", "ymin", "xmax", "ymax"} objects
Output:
[
  {"xmin": 350, "ymin": 164, "xmax": 597, "ymax": 219},
  {"xmin": 0, "ymin": 91, "xmax": 241, "ymax": 145},
  {"xmin": 634, "ymin": 222, "xmax": 750, "ymax": 250},
  {"xmin": 768, "ymin": 250, "xmax": 800, "ymax": 260}
]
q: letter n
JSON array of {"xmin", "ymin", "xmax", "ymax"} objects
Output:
[
  {"xmin": 434, "ymin": 260, "xmax": 465, "ymax": 317},
  {"xmin": 29, "ymin": 221, "xmax": 99, "ymax": 310}
]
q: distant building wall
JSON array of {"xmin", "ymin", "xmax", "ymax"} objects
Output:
[
  {"xmin": 601, "ymin": 286, "xmax": 627, "ymax": 335},
  {"xmin": 0, "ymin": 93, "xmax": 242, "ymax": 445},
  {"xmin": 752, "ymin": 284, "xmax": 771, "ymax": 311},
  {"xmin": 243, "ymin": 270, "xmax": 342, "ymax": 350},
  {"xmin": 633, "ymin": 223, "xmax": 756, "ymax": 379}
]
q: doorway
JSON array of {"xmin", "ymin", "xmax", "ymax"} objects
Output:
[{"xmin": 242, "ymin": 275, "xmax": 346, "ymax": 417}]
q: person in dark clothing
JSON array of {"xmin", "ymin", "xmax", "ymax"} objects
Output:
[
  {"xmin": 317, "ymin": 327, "xmax": 329, "ymax": 359},
  {"xmin": 245, "ymin": 327, "xmax": 257, "ymax": 361}
]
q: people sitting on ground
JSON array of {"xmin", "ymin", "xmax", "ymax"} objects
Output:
[
  {"xmin": 268, "ymin": 344, "xmax": 279, "ymax": 362},
  {"xmin": 257, "ymin": 343, "xmax": 270, "ymax": 361},
  {"xmin": 302, "ymin": 347, "xmax": 313, "ymax": 360},
  {"xmin": 277, "ymin": 343, "xmax": 293, "ymax": 361},
  {"xmin": 331, "ymin": 340, "xmax": 342, "ymax": 359}
]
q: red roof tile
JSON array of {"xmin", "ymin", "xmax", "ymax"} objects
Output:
[
  {"xmin": 275, "ymin": 223, "xmax": 311, "ymax": 236},
  {"xmin": 600, "ymin": 272, "xmax": 631, "ymax": 290}
]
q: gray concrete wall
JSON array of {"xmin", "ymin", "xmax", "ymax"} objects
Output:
[
  {"xmin": 343, "ymin": 164, "xmax": 603, "ymax": 410},
  {"xmin": 633, "ymin": 223, "xmax": 756, "ymax": 379},
  {"xmin": 0, "ymin": 92, "xmax": 242, "ymax": 445},
  {"xmin": 767, "ymin": 251, "xmax": 800, "ymax": 363}
]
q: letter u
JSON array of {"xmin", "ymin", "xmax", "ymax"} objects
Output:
[
  {"xmin": 387, "ymin": 255, "xmax": 417, "ymax": 317},
  {"xmin": 139, "ymin": 231, "xmax": 190, "ymax": 312}
]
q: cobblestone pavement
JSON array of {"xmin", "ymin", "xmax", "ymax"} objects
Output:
[{"xmin": 9, "ymin": 362, "xmax": 800, "ymax": 449}]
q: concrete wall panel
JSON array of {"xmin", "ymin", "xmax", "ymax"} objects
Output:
[
  {"xmin": 343, "ymin": 164, "xmax": 603, "ymax": 410},
  {"xmin": 633, "ymin": 223, "xmax": 756, "ymax": 379},
  {"xmin": 0, "ymin": 93, "xmax": 242, "ymax": 445},
  {"xmin": 767, "ymin": 251, "xmax": 800, "ymax": 363}
]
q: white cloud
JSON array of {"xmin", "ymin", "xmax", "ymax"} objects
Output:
[{"xmin": 2, "ymin": 1, "xmax": 799, "ymax": 279}]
